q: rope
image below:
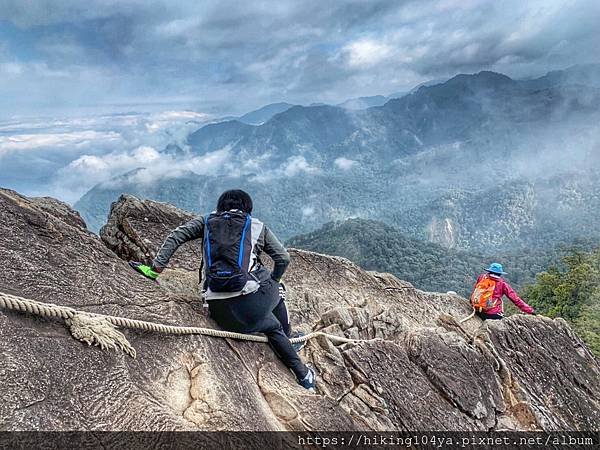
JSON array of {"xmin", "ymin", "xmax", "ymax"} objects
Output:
[
  {"xmin": 459, "ymin": 308, "xmax": 476, "ymax": 323},
  {"xmin": 0, "ymin": 291, "xmax": 363, "ymax": 359}
]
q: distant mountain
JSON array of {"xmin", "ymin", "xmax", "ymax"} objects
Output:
[
  {"xmin": 338, "ymin": 95, "xmax": 388, "ymax": 110},
  {"xmin": 392, "ymin": 174, "xmax": 600, "ymax": 252},
  {"xmin": 75, "ymin": 67, "xmax": 600, "ymax": 253},
  {"xmin": 76, "ymin": 168, "xmax": 204, "ymax": 232},
  {"xmin": 287, "ymin": 218, "xmax": 587, "ymax": 296},
  {"xmin": 187, "ymin": 119, "xmax": 253, "ymax": 150},
  {"xmin": 288, "ymin": 218, "xmax": 485, "ymax": 294},
  {"xmin": 184, "ymin": 70, "xmax": 600, "ymax": 168},
  {"xmin": 406, "ymin": 78, "xmax": 447, "ymax": 94},
  {"xmin": 521, "ymin": 63, "xmax": 600, "ymax": 90},
  {"xmin": 288, "ymin": 216, "xmax": 600, "ymax": 355},
  {"xmin": 337, "ymin": 78, "xmax": 448, "ymax": 110},
  {"xmin": 238, "ymin": 102, "xmax": 295, "ymax": 125},
  {"xmin": 386, "ymin": 91, "xmax": 406, "ymax": 99},
  {"xmin": 76, "ymin": 168, "xmax": 383, "ymax": 237}
]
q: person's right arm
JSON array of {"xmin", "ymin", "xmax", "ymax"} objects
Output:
[{"xmin": 152, "ymin": 217, "xmax": 204, "ymax": 271}]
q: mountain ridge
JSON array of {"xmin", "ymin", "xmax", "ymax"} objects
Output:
[
  {"xmin": 286, "ymin": 217, "xmax": 589, "ymax": 296},
  {"xmin": 3, "ymin": 188, "xmax": 600, "ymax": 433},
  {"xmin": 238, "ymin": 102, "xmax": 295, "ymax": 125},
  {"xmin": 75, "ymin": 66, "xmax": 600, "ymax": 254}
]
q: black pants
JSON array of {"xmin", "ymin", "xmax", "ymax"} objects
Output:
[
  {"xmin": 476, "ymin": 311, "xmax": 503, "ymax": 320},
  {"xmin": 208, "ymin": 278, "xmax": 308, "ymax": 380}
]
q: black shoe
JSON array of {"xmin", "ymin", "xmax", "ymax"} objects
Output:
[
  {"xmin": 290, "ymin": 331, "xmax": 306, "ymax": 352},
  {"xmin": 298, "ymin": 366, "xmax": 316, "ymax": 391}
]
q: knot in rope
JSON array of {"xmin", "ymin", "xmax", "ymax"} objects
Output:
[{"xmin": 0, "ymin": 291, "xmax": 364, "ymax": 359}]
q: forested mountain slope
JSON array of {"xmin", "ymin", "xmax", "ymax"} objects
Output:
[
  {"xmin": 287, "ymin": 218, "xmax": 592, "ymax": 296},
  {"xmin": 76, "ymin": 66, "xmax": 600, "ymax": 254}
]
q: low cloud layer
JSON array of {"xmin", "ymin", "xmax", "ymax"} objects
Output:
[
  {"xmin": 56, "ymin": 145, "xmax": 233, "ymax": 198},
  {"xmin": 1, "ymin": 0, "xmax": 599, "ymax": 206},
  {"xmin": 0, "ymin": 111, "xmax": 213, "ymax": 202},
  {"xmin": 334, "ymin": 157, "xmax": 358, "ymax": 171},
  {"xmin": 0, "ymin": 109, "xmax": 331, "ymax": 203},
  {"xmin": 0, "ymin": 0, "xmax": 598, "ymax": 117},
  {"xmin": 0, "ymin": 130, "xmax": 120, "ymax": 154}
]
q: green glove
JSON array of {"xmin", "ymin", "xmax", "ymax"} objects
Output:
[{"xmin": 129, "ymin": 261, "xmax": 160, "ymax": 280}]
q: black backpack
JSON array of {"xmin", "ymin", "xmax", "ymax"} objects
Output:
[{"xmin": 203, "ymin": 210, "xmax": 255, "ymax": 292}]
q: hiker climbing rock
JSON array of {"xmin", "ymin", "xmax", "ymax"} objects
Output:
[
  {"xmin": 130, "ymin": 189, "xmax": 316, "ymax": 390},
  {"xmin": 470, "ymin": 263, "xmax": 535, "ymax": 320}
]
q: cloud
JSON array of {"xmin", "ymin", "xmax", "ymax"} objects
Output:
[
  {"xmin": 144, "ymin": 110, "xmax": 212, "ymax": 133},
  {"xmin": 0, "ymin": 61, "xmax": 23, "ymax": 76},
  {"xmin": 0, "ymin": 110, "xmax": 212, "ymax": 156},
  {"xmin": 334, "ymin": 157, "xmax": 357, "ymax": 170},
  {"xmin": 0, "ymin": 130, "xmax": 121, "ymax": 154},
  {"xmin": 342, "ymin": 39, "xmax": 392, "ymax": 68},
  {"xmin": 0, "ymin": 107, "xmax": 329, "ymax": 204},
  {"xmin": 282, "ymin": 155, "xmax": 320, "ymax": 177},
  {"xmin": 0, "ymin": 0, "xmax": 598, "ymax": 117},
  {"xmin": 55, "ymin": 145, "xmax": 232, "ymax": 201},
  {"xmin": 0, "ymin": 110, "xmax": 215, "ymax": 202},
  {"xmin": 67, "ymin": 145, "xmax": 160, "ymax": 173},
  {"xmin": 302, "ymin": 206, "xmax": 316, "ymax": 218},
  {"xmin": 1, "ymin": 2, "xmax": 599, "ymax": 205}
]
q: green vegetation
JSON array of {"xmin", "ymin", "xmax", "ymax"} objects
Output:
[
  {"xmin": 288, "ymin": 218, "xmax": 483, "ymax": 295},
  {"xmin": 288, "ymin": 218, "xmax": 600, "ymax": 355},
  {"xmin": 522, "ymin": 249, "xmax": 600, "ymax": 356},
  {"xmin": 76, "ymin": 69, "xmax": 600, "ymax": 252},
  {"xmin": 287, "ymin": 218, "xmax": 584, "ymax": 296}
]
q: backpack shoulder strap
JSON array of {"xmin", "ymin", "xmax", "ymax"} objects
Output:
[
  {"xmin": 200, "ymin": 212, "xmax": 214, "ymax": 286},
  {"xmin": 236, "ymin": 213, "xmax": 252, "ymax": 269}
]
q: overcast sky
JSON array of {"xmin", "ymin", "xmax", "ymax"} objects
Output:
[{"xmin": 1, "ymin": 0, "xmax": 599, "ymax": 118}]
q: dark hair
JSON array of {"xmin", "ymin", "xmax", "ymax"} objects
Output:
[{"xmin": 216, "ymin": 189, "xmax": 253, "ymax": 214}]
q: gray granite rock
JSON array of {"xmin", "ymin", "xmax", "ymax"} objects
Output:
[{"xmin": 1, "ymin": 189, "xmax": 598, "ymax": 432}]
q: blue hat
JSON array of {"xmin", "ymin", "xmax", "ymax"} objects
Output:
[{"xmin": 486, "ymin": 263, "xmax": 507, "ymax": 275}]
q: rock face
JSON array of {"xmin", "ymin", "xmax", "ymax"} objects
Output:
[{"xmin": 1, "ymin": 189, "xmax": 599, "ymax": 432}]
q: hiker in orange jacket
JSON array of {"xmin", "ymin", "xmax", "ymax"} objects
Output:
[{"xmin": 473, "ymin": 263, "xmax": 535, "ymax": 320}]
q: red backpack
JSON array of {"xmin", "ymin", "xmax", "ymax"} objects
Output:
[{"xmin": 470, "ymin": 274, "xmax": 498, "ymax": 312}]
